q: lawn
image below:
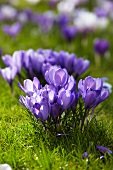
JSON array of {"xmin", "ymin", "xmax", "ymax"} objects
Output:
[{"xmin": 0, "ymin": 0, "xmax": 113, "ymax": 169}]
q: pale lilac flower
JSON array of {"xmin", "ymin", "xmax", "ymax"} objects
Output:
[
  {"xmin": 18, "ymin": 77, "xmax": 41, "ymax": 96},
  {"xmin": 2, "ymin": 50, "xmax": 24, "ymax": 74},
  {"xmin": 78, "ymin": 76, "xmax": 110, "ymax": 109},
  {"xmin": 57, "ymin": 88, "xmax": 75, "ymax": 109},
  {"xmin": 20, "ymin": 95, "xmax": 51, "ymax": 121},
  {"xmin": 94, "ymin": 8, "xmax": 108, "ymax": 17},
  {"xmin": 94, "ymin": 38, "xmax": 109, "ymax": 55},
  {"xmin": 3, "ymin": 22, "xmax": 22, "ymax": 37},
  {"xmin": 0, "ymin": 5, "xmax": 17, "ymax": 20},
  {"xmin": 45, "ymin": 66, "xmax": 68, "ymax": 89},
  {"xmin": 96, "ymin": 145, "xmax": 112, "ymax": 154},
  {"xmin": 0, "ymin": 66, "xmax": 17, "ymax": 87}
]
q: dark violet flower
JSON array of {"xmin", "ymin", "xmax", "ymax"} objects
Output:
[
  {"xmin": 96, "ymin": 145, "xmax": 112, "ymax": 155},
  {"xmin": 58, "ymin": 50, "xmax": 76, "ymax": 74},
  {"xmin": 0, "ymin": 66, "xmax": 17, "ymax": 87},
  {"xmin": 78, "ymin": 76, "xmax": 110, "ymax": 109},
  {"xmin": 2, "ymin": 22, "xmax": 22, "ymax": 37},
  {"xmin": 82, "ymin": 152, "xmax": 89, "ymax": 159},
  {"xmin": 50, "ymin": 103, "xmax": 63, "ymax": 120},
  {"xmin": 74, "ymin": 58, "xmax": 90, "ymax": 77},
  {"xmin": 45, "ymin": 66, "xmax": 68, "ymax": 89},
  {"xmin": 57, "ymin": 14, "xmax": 70, "ymax": 27},
  {"xmin": 94, "ymin": 38, "xmax": 110, "ymax": 55},
  {"xmin": 61, "ymin": 25, "xmax": 77, "ymax": 42},
  {"xmin": 30, "ymin": 51, "xmax": 45, "ymax": 73},
  {"xmin": 18, "ymin": 77, "xmax": 41, "ymax": 96},
  {"xmin": 32, "ymin": 99, "xmax": 51, "ymax": 120}
]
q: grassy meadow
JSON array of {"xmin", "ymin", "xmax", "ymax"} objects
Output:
[{"xmin": 0, "ymin": 1, "xmax": 113, "ymax": 169}]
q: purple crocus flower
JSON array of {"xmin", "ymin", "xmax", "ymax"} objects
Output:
[
  {"xmin": 32, "ymin": 99, "xmax": 51, "ymax": 120},
  {"xmin": 37, "ymin": 48, "xmax": 59, "ymax": 65},
  {"xmin": 58, "ymin": 50, "xmax": 76, "ymax": 74},
  {"xmin": 42, "ymin": 63, "xmax": 52, "ymax": 75},
  {"xmin": 94, "ymin": 8, "xmax": 108, "ymax": 17},
  {"xmin": 74, "ymin": 58, "xmax": 90, "ymax": 77},
  {"xmin": 20, "ymin": 94, "xmax": 51, "ymax": 121},
  {"xmin": 2, "ymin": 22, "xmax": 22, "ymax": 37},
  {"xmin": 94, "ymin": 38, "xmax": 109, "ymax": 55},
  {"xmin": 50, "ymin": 103, "xmax": 63, "ymax": 120},
  {"xmin": 2, "ymin": 50, "xmax": 24, "ymax": 74},
  {"xmin": 33, "ymin": 12, "xmax": 54, "ymax": 32},
  {"xmin": 57, "ymin": 88, "xmax": 75, "ymax": 110},
  {"xmin": 30, "ymin": 51, "xmax": 45, "ymax": 73},
  {"xmin": 96, "ymin": 145, "xmax": 112, "ymax": 154},
  {"xmin": 18, "ymin": 77, "xmax": 41, "ymax": 96},
  {"xmin": 56, "ymin": 14, "xmax": 70, "ymax": 27},
  {"xmin": 0, "ymin": 66, "xmax": 17, "ymax": 87},
  {"xmin": 45, "ymin": 66, "xmax": 68, "ymax": 89},
  {"xmin": 78, "ymin": 76, "xmax": 110, "ymax": 109},
  {"xmin": 82, "ymin": 152, "xmax": 89, "ymax": 159},
  {"xmin": 61, "ymin": 25, "xmax": 77, "ymax": 42}
]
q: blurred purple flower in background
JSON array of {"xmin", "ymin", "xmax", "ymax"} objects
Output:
[
  {"xmin": 73, "ymin": 58, "xmax": 90, "ymax": 77},
  {"xmin": 2, "ymin": 50, "xmax": 24, "ymax": 74},
  {"xmin": 2, "ymin": 22, "xmax": 22, "ymax": 37},
  {"xmin": 0, "ymin": 66, "xmax": 17, "ymax": 88},
  {"xmin": 96, "ymin": 145, "xmax": 112, "ymax": 154},
  {"xmin": 94, "ymin": 7, "xmax": 108, "ymax": 17},
  {"xmin": 82, "ymin": 152, "xmax": 89, "ymax": 159},
  {"xmin": 61, "ymin": 25, "xmax": 77, "ymax": 42},
  {"xmin": 94, "ymin": 38, "xmax": 110, "ymax": 55}
]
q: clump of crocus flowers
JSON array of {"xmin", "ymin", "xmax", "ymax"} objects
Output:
[{"xmin": 0, "ymin": 48, "xmax": 109, "ymax": 132}]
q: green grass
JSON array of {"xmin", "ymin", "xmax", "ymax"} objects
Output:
[{"xmin": 0, "ymin": 1, "xmax": 113, "ymax": 169}]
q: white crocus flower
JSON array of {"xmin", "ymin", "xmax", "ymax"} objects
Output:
[
  {"xmin": 0, "ymin": 164, "xmax": 12, "ymax": 170},
  {"xmin": 74, "ymin": 10, "xmax": 97, "ymax": 32}
]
